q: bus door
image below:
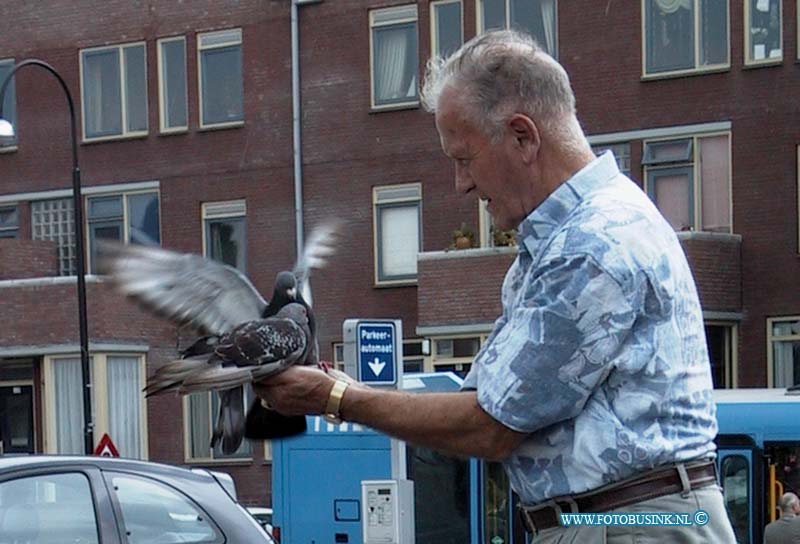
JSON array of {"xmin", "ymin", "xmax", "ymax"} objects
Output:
[{"xmin": 719, "ymin": 448, "xmax": 754, "ymax": 544}]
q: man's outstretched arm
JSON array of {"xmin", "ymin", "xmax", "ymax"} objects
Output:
[{"xmin": 254, "ymin": 365, "xmax": 526, "ymax": 461}]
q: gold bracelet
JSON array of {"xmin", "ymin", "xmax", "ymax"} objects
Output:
[{"xmin": 322, "ymin": 379, "xmax": 349, "ymax": 424}]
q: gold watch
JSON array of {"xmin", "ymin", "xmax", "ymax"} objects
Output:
[{"xmin": 323, "ymin": 379, "xmax": 349, "ymax": 424}]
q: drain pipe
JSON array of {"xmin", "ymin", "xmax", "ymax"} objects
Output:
[{"xmin": 291, "ymin": 0, "xmax": 323, "ymax": 258}]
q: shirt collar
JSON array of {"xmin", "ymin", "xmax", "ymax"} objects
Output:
[{"xmin": 517, "ymin": 151, "xmax": 620, "ymax": 257}]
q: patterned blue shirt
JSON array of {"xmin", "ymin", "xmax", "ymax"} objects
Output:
[{"xmin": 462, "ymin": 152, "xmax": 718, "ymax": 504}]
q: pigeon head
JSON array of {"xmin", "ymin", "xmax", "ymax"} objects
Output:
[
  {"xmin": 274, "ymin": 271, "xmax": 298, "ymax": 300},
  {"xmin": 276, "ymin": 302, "xmax": 308, "ymax": 324}
]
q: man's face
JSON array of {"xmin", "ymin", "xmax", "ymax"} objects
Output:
[{"xmin": 435, "ymin": 89, "xmax": 535, "ymax": 231}]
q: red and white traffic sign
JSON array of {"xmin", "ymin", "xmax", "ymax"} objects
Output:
[{"xmin": 93, "ymin": 433, "xmax": 120, "ymax": 457}]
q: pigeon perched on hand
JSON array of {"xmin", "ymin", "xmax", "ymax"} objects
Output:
[{"xmin": 98, "ymin": 222, "xmax": 339, "ymax": 454}]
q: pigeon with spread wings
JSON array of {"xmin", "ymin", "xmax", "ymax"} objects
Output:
[{"xmin": 98, "ymin": 222, "xmax": 339, "ymax": 454}]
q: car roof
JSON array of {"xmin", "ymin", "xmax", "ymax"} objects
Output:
[{"xmin": 0, "ymin": 455, "xmax": 214, "ymax": 484}]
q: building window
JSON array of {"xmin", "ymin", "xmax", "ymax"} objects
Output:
[
  {"xmin": 202, "ymin": 200, "xmax": 246, "ymax": 272},
  {"xmin": 591, "ymin": 142, "xmax": 631, "ymax": 177},
  {"xmin": 197, "ymin": 29, "xmax": 243, "ymax": 128},
  {"xmin": 705, "ymin": 322, "xmax": 737, "ymax": 388},
  {"xmin": 333, "ymin": 342, "xmax": 345, "ymax": 371},
  {"xmin": 768, "ymin": 317, "xmax": 800, "ymax": 388},
  {"xmin": 478, "ymin": 0, "xmax": 558, "ymax": 58},
  {"xmin": 80, "ymin": 42, "xmax": 148, "ymax": 141},
  {"xmin": 0, "ymin": 59, "xmax": 17, "ymax": 148},
  {"xmin": 643, "ymin": 134, "xmax": 730, "ymax": 233},
  {"xmin": 370, "ymin": 5, "xmax": 419, "ymax": 109},
  {"xmin": 44, "ymin": 353, "xmax": 147, "ymax": 458},
  {"xmin": 643, "ymin": 0, "xmax": 729, "ymax": 76},
  {"xmin": 403, "ymin": 340, "xmax": 425, "ymax": 374},
  {"xmin": 432, "ymin": 336, "xmax": 482, "ymax": 377},
  {"xmin": 374, "ymin": 183, "xmax": 422, "ymax": 284},
  {"xmin": 745, "ymin": 0, "xmax": 782, "ymax": 64},
  {"xmin": 87, "ymin": 191, "xmax": 161, "ymax": 273},
  {"xmin": 158, "ymin": 36, "xmax": 188, "ymax": 132},
  {"xmin": 32, "ymin": 198, "xmax": 75, "ymax": 276},
  {"xmin": 186, "ymin": 389, "xmax": 253, "ymax": 460},
  {"xmin": 0, "ymin": 205, "xmax": 19, "ymax": 238},
  {"xmin": 431, "ymin": 1, "xmax": 463, "ymax": 58}
]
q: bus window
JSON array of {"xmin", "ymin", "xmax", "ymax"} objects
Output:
[
  {"xmin": 767, "ymin": 446, "xmax": 800, "ymax": 497},
  {"xmin": 722, "ymin": 455, "xmax": 750, "ymax": 544}
]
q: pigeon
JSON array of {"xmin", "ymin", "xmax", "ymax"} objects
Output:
[{"xmin": 98, "ymin": 222, "xmax": 340, "ymax": 454}]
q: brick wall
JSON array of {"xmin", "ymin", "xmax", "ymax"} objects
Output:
[{"xmin": 0, "ymin": 239, "xmax": 58, "ymax": 279}]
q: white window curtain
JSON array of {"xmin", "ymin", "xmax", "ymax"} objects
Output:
[
  {"xmin": 539, "ymin": 0, "xmax": 556, "ymax": 56},
  {"xmin": 381, "ymin": 205, "xmax": 419, "ymax": 277},
  {"xmin": 375, "ymin": 26, "xmax": 416, "ymax": 102},
  {"xmin": 53, "ymin": 358, "xmax": 85, "ymax": 454},
  {"xmin": 655, "ymin": 0, "xmax": 692, "ymax": 13},
  {"xmin": 107, "ymin": 356, "xmax": 142, "ymax": 459},
  {"xmin": 773, "ymin": 341, "xmax": 798, "ymax": 387}
]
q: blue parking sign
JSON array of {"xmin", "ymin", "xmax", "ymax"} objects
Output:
[{"xmin": 357, "ymin": 322, "xmax": 397, "ymax": 385}]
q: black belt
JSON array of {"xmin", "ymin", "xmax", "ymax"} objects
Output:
[{"xmin": 518, "ymin": 460, "xmax": 718, "ymax": 534}]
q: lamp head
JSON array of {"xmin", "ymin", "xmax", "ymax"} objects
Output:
[{"xmin": 0, "ymin": 118, "xmax": 14, "ymax": 145}]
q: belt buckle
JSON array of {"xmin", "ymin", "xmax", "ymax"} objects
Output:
[
  {"xmin": 519, "ymin": 506, "xmax": 539, "ymax": 536},
  {"xmin": 519, "ymin": 497, "xmax": 580, "ymax": 535}
]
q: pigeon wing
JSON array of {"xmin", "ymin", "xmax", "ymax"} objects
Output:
[
  {"xmin": 215, "ymin": 318, "xmax": 308, "ymax": 368},
  {"xmin": 293, "ymin": 221, "xmax": 341, "ymax": 307},
  {"xmin": 98, "ymin": 241, "xmax": 267, "ymax": 335}
]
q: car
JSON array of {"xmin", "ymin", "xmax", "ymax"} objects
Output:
[
  {"xmin": 0, "ymin": 455, "xmax": 276, "ymax": 543},
  {"xmin": 247, "ymin": 506, "xmax": 274, "ymax": 535}
]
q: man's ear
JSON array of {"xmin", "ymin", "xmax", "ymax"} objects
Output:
[{"xmin": 508, "ymin": 114, "xmax": 540, "ymax": 163}]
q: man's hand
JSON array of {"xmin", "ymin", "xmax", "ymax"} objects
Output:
[{"xmin": 253, "ymin": 365, "xmax": 340, "ymax": 416}]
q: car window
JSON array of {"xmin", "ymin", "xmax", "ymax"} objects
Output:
[
  {"xmin": 0, "ymin": 471, "xmax": 100, "ymax": 544},
  {"xmin": 108, "ymin": 474, "xmax": 222, "ymax": 544}
]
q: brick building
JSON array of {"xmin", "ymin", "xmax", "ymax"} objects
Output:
[{"xmin": 0, "ymin": 0, "xmax": 798, "ymax": 509}]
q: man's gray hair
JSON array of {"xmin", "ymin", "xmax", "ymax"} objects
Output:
[
  {"xmin": 421, "ymin": 29, "xmax": 578, "ymax": 142},
  {"xmin": 779, "ymin": 492, "xmax": 799, "ymax": 513}
]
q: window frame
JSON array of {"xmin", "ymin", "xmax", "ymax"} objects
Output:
[
  {"xmin": 640, "ymin": 0, "xmax": 731, "ymax": 79},
  {"xmin": 0, "ymin": 57, "xmax": 17, "ymax": 151},
  {"xmin": 373, "ymin": 182, "xmax": 423, "ymax": 286},
  {"xmin": 182, "ymin": 389, "xmax": 254, "ymax": 463},
  {"xmin": 86, "ymin": 189, "xmax": 162, "ymax": 273},
  {"xmin": 428, "ymin": 334, "xmax": 488, "ymax": 374},
  {"xmin": 157, "ymin": 35, "xmax": 189, "ymax": 134},
  {"xmin": 201, "ymin": 199, "xmax": 247, "ymax": 273},
  {"xmin": 79, "ymin": 41, "xmax": 149, "ymax": 143},
  {"xmin": 766, "ymin": 316, "xmax": 800, "ymax": 388},
  {"xmin": 369, "ymin": 4, "xmax": 420, "ymax": 111},
  {"xmin": 430, "ymin": 0, "xmax": 464, "ymax": 59},
  {"xmin": 0, "ymin": 204, "xmax": 19, "ymax": 238},
  {"xmin": 196, "ymin": 28, "xmax": 244, "ymax": 130},
  {"xmin": 705, "ymin": 320, "xmax": 738, "ymax": 389},
  {"xmin": 642, "ymin": 131, "xmax": 732, "ymax": 233},
  {"xmin": 744, "ymin": 0, "xmax": 783, "ymax": 66},
  {"xmin": 475, "ymin": 0, "xmax": 559, "ymax": 58},
  {"xmin": 42, "ymin": 352, "xmax": 149, "ymax": 458},
  {"xmin": 797, "ymin": 146, "xmax": 800, "ymax": 254}
]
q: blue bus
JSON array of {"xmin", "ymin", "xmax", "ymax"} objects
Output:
[{"xmin": 715, "ymin": 388, "xmax": 800, "ymax": 544}]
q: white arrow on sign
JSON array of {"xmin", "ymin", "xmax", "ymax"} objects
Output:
[{"xmin": 368, "ymin": 357, "xmax": 386, "ymax": 377}]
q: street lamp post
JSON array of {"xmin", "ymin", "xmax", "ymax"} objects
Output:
[{"xmin": 0, "ymin": 59, "xmax": 94, "ymax": 455}]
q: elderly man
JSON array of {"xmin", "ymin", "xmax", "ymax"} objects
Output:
[
  {"xmin": 255, "ymin": 30, "xmax": 736, "ymax": 542},
  {"xmin": 764, "ymin": 493, "xmax": 800, "ymax": 543}
]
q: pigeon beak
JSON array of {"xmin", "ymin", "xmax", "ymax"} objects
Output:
[{"xmin": 287, "ymin": 287, "xmax": 297, "ymax": 299}]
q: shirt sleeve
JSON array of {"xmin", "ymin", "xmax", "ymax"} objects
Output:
[{"xmin": 476, "ymin": 253, "xmax": 637, "ymax": 433}]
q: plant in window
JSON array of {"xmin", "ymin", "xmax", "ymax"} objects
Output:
[
  {"xmin": 450, "ymin": 223, "xmax": 475, "ymax": 250},
  {"xmin": 491, "ymin": 225, "xmax": 517, "ymax": 247}
]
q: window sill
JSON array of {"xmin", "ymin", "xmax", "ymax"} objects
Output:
[
  {"xmin": 159, "ymin": 128, "xmax": 189, "ymax": 136},
  {"xmin": 742, "ymin": 59, "xmax": 783, "ymax": 70},
  {"xmin": 82, "ymin": 132, "xmax": 148, "ymax": 145},
  {"xmin": 370, "ymin": 102, "xmax": 420, "ymax": 114},
  {"xmin": 640, "ymin": 65, "xmax": 730, "ymax": 81},
  {"xmin": 198, "ymin": 120, "xmax": 245, "ymax": 132},
  {"xmin": 0, "ymin": 145, "xmax": 17, "ymax": 154},
  {"xmin": 374, "ymin": 278, "xmax": 418, "ymax": 288}
]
